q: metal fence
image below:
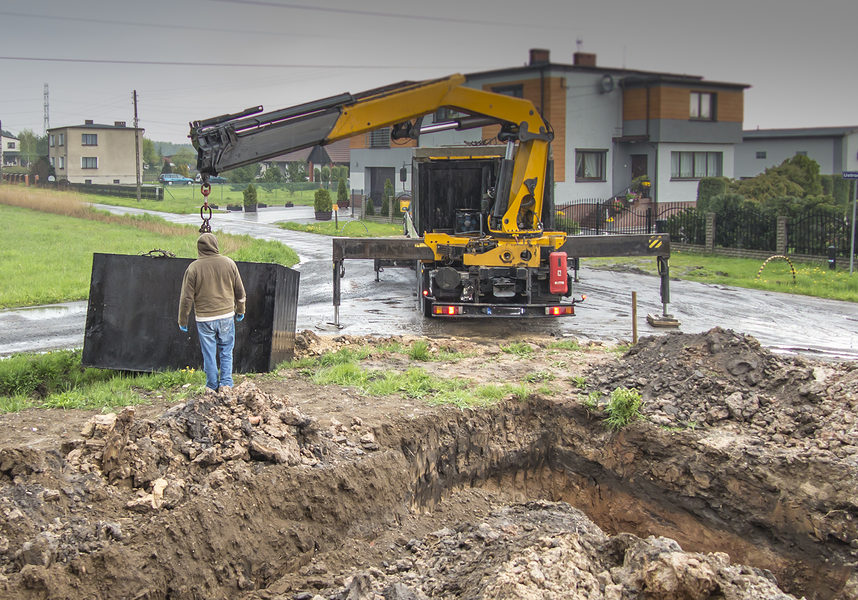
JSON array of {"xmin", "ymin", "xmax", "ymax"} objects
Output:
[
  {"xmin": 788, "ymin": 210, "xmax": 854, "ymax": 257},
  {"xmin": 554, "ymin": 200, "xmax": 699, "ymax": 237},
  {"xmin": 713, "ymin": 205, "xmax": 777, "ymax": 251}
]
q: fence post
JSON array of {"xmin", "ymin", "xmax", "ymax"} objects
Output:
[
  {"xmin": 705, "ymin": 212, "xmax": 716, "ymax": 252},
  {"xmin": 776, "ymin": 216, "xmax": 788, "ymax": 254},
  {"xmin": 646, "ymin": 207, "xmax": 652, "ymax": 234}
]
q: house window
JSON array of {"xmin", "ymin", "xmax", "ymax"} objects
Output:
[
  {"xmin": 82, "ymin": 133, "xmax": 98, "ymax": 146},
  {"xmin": 113, "ymin": 179, "xmax": 120, "ymax": 184},
  {"xmin": 575, "ymin": 150, "xmax": 607, "ymax": 181},
  {"xmin": 49, "ymin": 135, "xmax": 55, "ymax": 147},
  {"xmin": 491, "ymin": 84, "xmax": 524, "ymax": 98},
  {"xmin": 85, "ymin": 179, "xmax": 92, "ymax": 185},
  {"xmin": 670, "ymin": 151, "xmax": 722, "ymax": 179},
  {"xmin": 50, "ymin": 157, "xmax": 55, "ymax": 167},
  {"xmin": 756, "ymin": 151, "xmax": 767, "ymax": 159},
  {"xmin": 690, "ymin": 92, "xmax": 715, "ymax": 121},
  {"xmin": 58, "ymin": 156, "xmax": 65, "ymax": 169},
  {"xmin": 57, "ymin": 133, "xmax": 65, "ymax": 146},
  {"xmin": 82, "ymin": 157, "xmax": 98, "ymax": 169},
  {"xmin": 7, "ymin": 142, "xmax": 14, "ymax": 149}
]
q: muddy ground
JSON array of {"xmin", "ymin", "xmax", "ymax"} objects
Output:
[{"xmin": 0, "ymin": 328, "xmax": 856, "ymax": 600}]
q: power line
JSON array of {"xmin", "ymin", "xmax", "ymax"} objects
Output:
[
  {"xmin": 205, "ymin": 0, "xmax": 557, "ymax": 29},
  {"xmin": 0, "ymin": 56, "xmax": 478, "ymax": 70},
  {"xmin": 0, "ymin": 10, "xmax": 352, "ymax": 39}
]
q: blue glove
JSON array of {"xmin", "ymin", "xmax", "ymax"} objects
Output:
[
  {"xmin": 179, "ymin": 325, "xmax": 188, "ymax": 332},
  {"xmin": 236, "ymin": 313, "xmax": 245, "ymax": 322}
]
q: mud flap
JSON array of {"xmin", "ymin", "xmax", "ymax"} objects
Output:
[{"xmin": 82, "ymin": 253, "xmax": 299, "ymax": 373}]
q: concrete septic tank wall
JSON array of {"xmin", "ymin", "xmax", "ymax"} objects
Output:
[{"xmin": 82, "ymin": 253, "xmax": 299, "ymax": 373}]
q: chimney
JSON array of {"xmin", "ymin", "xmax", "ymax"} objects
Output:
[
  {"xmin": 84, "ymin": 119, "xmax": 94, "ymax": 125},
  {"xmin": 529, "ymin": 48, "xmax": 550, "ymax": 66},
  {"xmin": 573, "ymin": 52, "xmax": 597, "ymax": 67},
  {"xmin": 114, "ymin": 121, "xmax": 126, "ymax": 127}
]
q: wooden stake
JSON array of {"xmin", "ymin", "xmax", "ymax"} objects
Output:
[{"xmin": 632, "ymin": 291, "xmax": 638, "ymax": 345}]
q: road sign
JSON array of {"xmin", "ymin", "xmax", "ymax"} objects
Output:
[{"xmin": 842, "ymin": 171, "xmax": 858, "ymax": 179}]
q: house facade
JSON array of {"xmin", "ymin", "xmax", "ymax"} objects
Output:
[
  {"xmin": 1, "ymin": 132, "xmax": 21, "ymax": 167},
  {"xmin": 349, "ymin": 49, "xmax": 749, "ymax": 206},
  {"xmin": 47, "ymin": 120, "xmax": 143, "ymax": 184},
  {"xmin": 735, "ymin": 126, "xmax": 858, "ymax": 179}
]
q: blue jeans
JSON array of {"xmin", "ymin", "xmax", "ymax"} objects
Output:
[{"xmin": 196, "ymin": 317, "xmax": 235, "ymax": 390}]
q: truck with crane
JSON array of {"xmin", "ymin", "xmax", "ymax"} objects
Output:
[{"xmin": 189, "ymin": 74, "xmax": 673, "ymax": 324}]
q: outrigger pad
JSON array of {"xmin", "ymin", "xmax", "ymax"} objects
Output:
[
  {"xmin": 646, "ymin": 313, "xmax": 681, "ymax": 328},
  {"xmin": 82, "ymin": 253, "xmax": 299, "ymax": 373}
]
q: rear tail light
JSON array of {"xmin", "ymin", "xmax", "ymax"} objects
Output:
[
  {"xmin": 433, "ymin": 305, "xmax": 463, "ymax": 316},
  {"xmin": 545, "ymin": 305, "xmax": 574, "ymax": 316}
]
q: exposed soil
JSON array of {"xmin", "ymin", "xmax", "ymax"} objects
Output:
[{"xmin": 0, "ymin": 328, "xmax": 856, "ymax": 600}]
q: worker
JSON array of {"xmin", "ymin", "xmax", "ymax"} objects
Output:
[{"xmin": 177, "ymin": 232, "xmax": 246, "ymax": 395}]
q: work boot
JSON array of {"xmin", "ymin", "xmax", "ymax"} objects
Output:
[{"xmin": 203, "ymin": 387, "xmax": 217, "ymax": 397}]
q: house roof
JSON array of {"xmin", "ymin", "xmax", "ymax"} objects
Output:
[
  {"xmin": 465, "ymin": 60, "xmax": 750, "ymax": 91},
  {"xmin": 47, "ymin": 122, "xmax": 142, "ymax": 132},
  {"xmin": 743, "ymin": 126, "xmax": 858, "ymax": 139}
]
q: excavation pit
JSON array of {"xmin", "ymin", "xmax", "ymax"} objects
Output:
[{"xmin": 0, "ymin": 329, "xmax": 855, "ymax": 599}]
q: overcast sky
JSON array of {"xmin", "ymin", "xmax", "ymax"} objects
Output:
[{"xmin": 1, "ymin": 0, "xmax": 856, "ymax": 144}]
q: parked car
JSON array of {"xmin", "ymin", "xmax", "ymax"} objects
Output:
[
  {"xmin": 159, "ymin": 173, "xmax": 194, "ymax": 185},
  {"xmin": 194, "ymin": 174, "xmax": 228, "ymax": 184}
]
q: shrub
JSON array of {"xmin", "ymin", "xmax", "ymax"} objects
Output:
[
  {"xmin": 337, "ymin": 178, "xmax": 349, "ymax": 205},
  {"xmin": 242, "ymin": 184, "xmax": 257, "ymax": 210},
  {"xmin": 365, "ymin": 197, "xmax": 375, "ymax": 216},
  {"xmin": 697, "ymin": 177, "xmax": 729, "ymax": 210},
  {"xmin": 604, "ymin": 387, "xmax": 643, "ymax": 430},
  {"xmin": 314, "ymin": 188, "xmax": 332, "ymax": 212}
]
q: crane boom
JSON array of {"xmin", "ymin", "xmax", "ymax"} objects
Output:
[{"xmin": 189, "ymin": 74, "xmax": 554, "ymax": 237}]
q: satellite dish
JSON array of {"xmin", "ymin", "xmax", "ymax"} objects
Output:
[{"xmin": 599, "ymin": 74, "xmax": 615, "ymax": 94}]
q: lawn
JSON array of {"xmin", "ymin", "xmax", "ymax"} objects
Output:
[
  {"xmin": 80, "ymin": 185, "xmax": 322, "ymax": 214},
  {"xmin": 278, "ymin": 220, "xmax": 403, "ymax": 237},
  {"xmin": 0, "ymin": 187, "xmax": 298, "ymax": 308},
  {"xmin": 584, "ymin": 251, "xmax": 858, "ymax": 303}
]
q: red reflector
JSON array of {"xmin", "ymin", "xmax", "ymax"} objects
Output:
[
  {"xmin": 422, "ymin": 289, "xmax": 429, "ymax": 296},
  {"xmin": 433, "ymin": 305, "xmax": 462, "ymax": 316},
  {"xmin": 545, "ymin": 305, "xmax": 573, "ymax": 316}
]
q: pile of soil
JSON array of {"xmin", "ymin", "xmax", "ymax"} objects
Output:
[{"xmin": 0, "ymin": 328, "xmax": 855, "ymax": 599}]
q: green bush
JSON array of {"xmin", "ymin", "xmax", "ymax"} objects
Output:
[
  {"xmin": 365, "ymin": 197, "xmax": 375, "ymax": 216},
  {"xmin": 337, "ymin": 178, "xmax": 349, "ymax": 205},
  {"xmin": 314, "ymin": 188, "xmax": 332, "ymax": 212},
  {"xmin": 604, "ymin": 387, "xmax": 643, "ymax": 430},
  {"xmin": 243, "ymin": 184, "xmax": 258, "ymax": 209},
  {"xmin": 697, "ymin": 177, "xmax": 729, "ymax": 210}
]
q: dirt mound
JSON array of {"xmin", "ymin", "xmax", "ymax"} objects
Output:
[
  {"xmin": 297, "ymin": 501, "xmax": 795, "ymax": 600},
  {"xmin": 591, "ymin": 327, "xmax": 858, "ymax": 459},
  {"xmin": 0, "ymin": 330, "xmax": 855, "ymax": 599}
]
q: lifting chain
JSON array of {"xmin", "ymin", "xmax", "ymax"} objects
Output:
[{"xmin": 199, "ymin": 175, "xmax": 212, "ymax": 233}]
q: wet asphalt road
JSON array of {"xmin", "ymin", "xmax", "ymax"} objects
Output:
[{"xmin": 2, "ymin": 204, "xmax": 857, "ymax": 359}]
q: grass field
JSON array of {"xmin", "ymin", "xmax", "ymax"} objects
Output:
[
  {"xmin": 0, "ymin": 187, "xmax": 298, "ymax": 308},
  {"xmin": 278, "ymin": 220, "xmax": 403, "ymax": 237},
  {"xmin": 80, "ymin": 185, "xmax": 321, "ymax": 214},
  {"xmin": 584, "ymin": 251, "xmax": 858, "ymax": 302}
]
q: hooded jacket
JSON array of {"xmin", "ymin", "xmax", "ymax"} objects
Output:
[{"xmin": 177, "ymin": 233, "xmax": 247, "ymax": 327}]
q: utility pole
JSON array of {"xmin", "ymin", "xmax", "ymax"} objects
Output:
[
  {"xmin": 133, "ymin": 90, "xmax": 141, "ymax": 202},
  {"xmin": 43, "ymin": 84, "xmax": 50, "ymax": 134}
]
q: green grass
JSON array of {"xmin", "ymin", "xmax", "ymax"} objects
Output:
[
  {"xmin": 82, "ymin": 186, "xmax": 320, "ymax": 214},
  {"xmin": 0, "ymin": 204, "xmax": 298, "ymax": 308},
  {"xmin": 584, "ymin": 251, "xmax": 858, "ymax": 303},
  {"xmin": 286, "ymin": 346, "xmax": 531, "ymax": 408},
  {"xmin": 604, "ymin": 386, "xmax": 644, "ymax": 430},
  {"xmin": 548, "ymin": 339, "xmax": 581, "ymax": 352},
  {"xmin": 278, "ymin": 220, "xmax": 404, "ymax": 237},
  {"xmin": 0, "ymin": 350, "xmax": 205, "ymax": 413},
  {"xmin": 500, "ymin": 342, "xmax": 534, "ymax": 358}
]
